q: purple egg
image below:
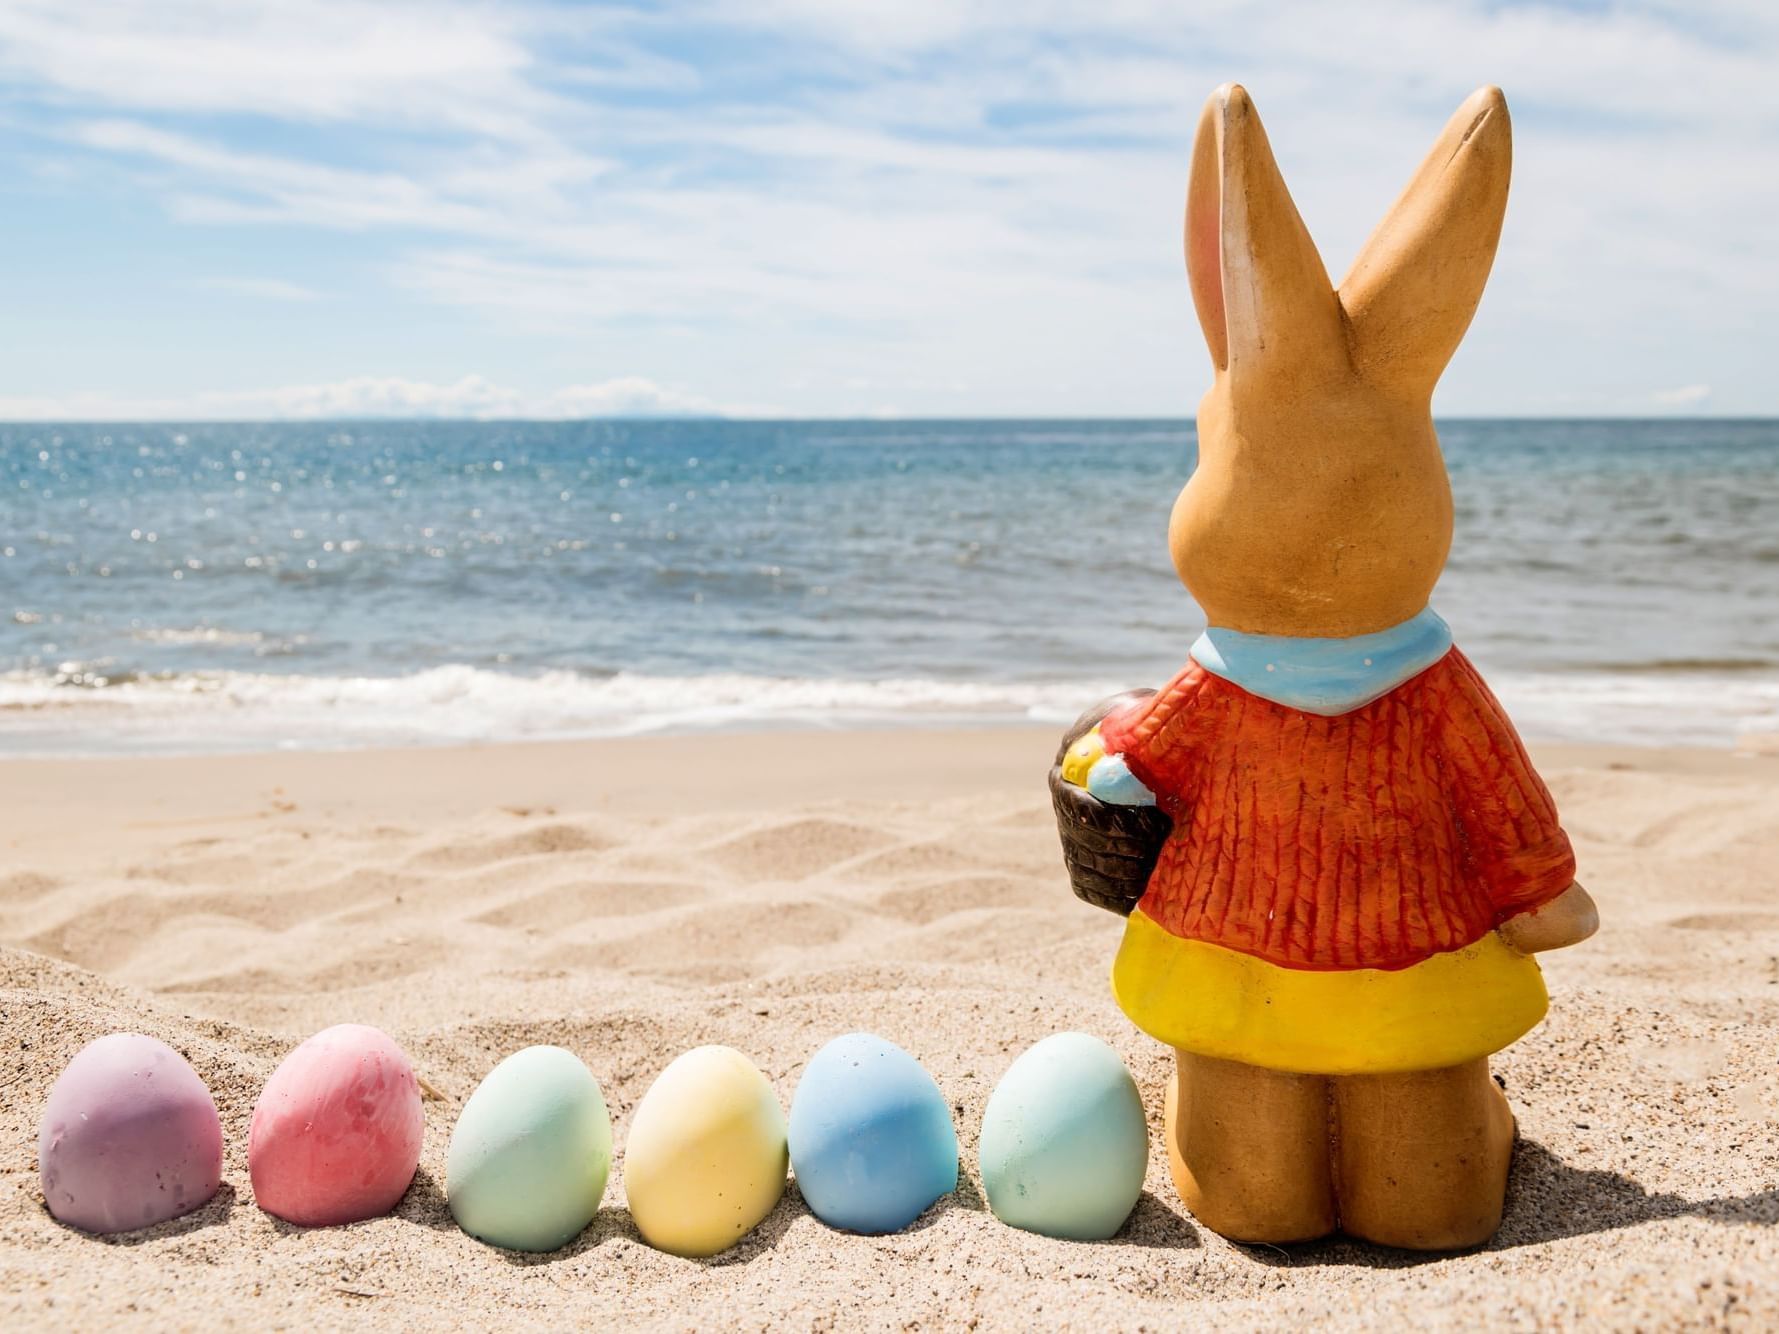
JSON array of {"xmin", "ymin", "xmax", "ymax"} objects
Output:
[{"xmin": 38, "ymin": 1033, "xmax": 224, "ymax": 1235}]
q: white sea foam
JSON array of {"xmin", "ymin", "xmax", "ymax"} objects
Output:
[
  {"xmin": 0, "ymin": 662, "xmax": 1773, "ymax": 756},
  {"xmin": 130, "ymin": 625, "xmax": 280, "ymax": 648},
  {"xmin": 1489, "ymin": 670, "xmax": 1779, "ymax": 748},
  {"xmin": 0, "ymin": 666, "xmax": 1118, "ymax": 755}
]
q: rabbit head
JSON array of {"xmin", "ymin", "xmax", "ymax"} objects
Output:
[{"xmin": 1171, "ymin": 84, "xmax": 1512, "ymax": 637}]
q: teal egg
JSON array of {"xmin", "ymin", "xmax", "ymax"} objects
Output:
[
  {"xmin": 447, "ymin": 1045, "xmax": 612, "ymax": 1252},
  {"xmin": 978, "ymin": 1033, "xmax": 1148, "ymax": 1240}
]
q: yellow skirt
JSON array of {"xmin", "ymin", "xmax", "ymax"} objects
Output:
[{"xmin": 1111, "ymin": 909, "xmax": 1548, "ymax": 1075}]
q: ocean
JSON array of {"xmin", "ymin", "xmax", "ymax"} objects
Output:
[{"xmin": 2, "ymin": 419, "xmax": 1775, "ymax": 754}]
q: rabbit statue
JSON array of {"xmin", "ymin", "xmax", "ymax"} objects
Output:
[{"xmin": 1051, "ymin": 84, "xmax": 1599, "ymax": 1251}]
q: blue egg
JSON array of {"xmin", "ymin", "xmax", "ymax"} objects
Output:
[
  {"xmin": 979, "ymin": 1032, "xmax": 1149, "ymax": 1240},
  {"xmin": 788, "ymin": 1033, "xmax": 958, "ymax": 1234}
]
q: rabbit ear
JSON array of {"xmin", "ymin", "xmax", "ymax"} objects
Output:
[
  {"xmin": 1185, "ymin": 84, "xmax": 1346, "ymax": 381},
  {"xmin": 1338, "ymin": 86, "xmax": 1512, "ymax": 396}
]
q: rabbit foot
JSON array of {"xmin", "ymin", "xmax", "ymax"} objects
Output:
[
  {"xmin": 1164, "ymin": 1051, "xmax": 1337, "ymax": 1244},
  {"xmin": 1167, "ymin": 1052, "xmax": 1514, "ymax": 1250},
  {"xmin": 1331, "ymin": 1059, "xmax": 1514, "ymax": 1251}
]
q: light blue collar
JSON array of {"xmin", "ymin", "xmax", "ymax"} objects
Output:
[{"xmin": 1190, "ymin": 608, "xmax": 1453, "ymax": 716}]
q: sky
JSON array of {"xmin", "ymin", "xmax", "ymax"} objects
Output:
[{"xmin": 0, "ymin": 0, "xmax": 1773, "ymax": 420}]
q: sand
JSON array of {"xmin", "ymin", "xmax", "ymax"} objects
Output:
[{"xmin": 2, "ymin": 729, "xmax": 1776, "ymax": 1330}]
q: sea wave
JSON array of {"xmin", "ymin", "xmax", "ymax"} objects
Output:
[
  {"xmin": 1488, "ymin": 668, "xmax": 1779, "ymax": 747},
  {"xmin": 130, "ymin": 625, "xmax": 282, "ymax": 648},
  {"xmin": 0, "ymin": 662, "xmax": 1773, "ymax": 756},
  {"xmin": 0, "ymin": 665, "xmax": 1121, "ymax": 755}
]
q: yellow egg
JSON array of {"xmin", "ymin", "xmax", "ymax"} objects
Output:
[
  {"xmin": 622, "ymin": 1045, "xmax": 787, "ymax": 1257},
  {"xmin": 1060, "ymin": 726, "xmax": 1105, "ymax": 787}
]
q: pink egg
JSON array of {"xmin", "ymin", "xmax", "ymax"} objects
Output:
[
  {"xmin": 249, "ymin": 1024, "xmax": 423, "ymax": 1227},
  {"xmin": 38, "ymin": 1033, "xmax": 223, "ymax": 1234}
]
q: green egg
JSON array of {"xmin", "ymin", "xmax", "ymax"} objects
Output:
[
  {"xmin": 447, "ymin": 1045, "xmax": 612, "ymax": 1252},
  {"xmin": 979, "ymin": 1032, "xmax": 1149, "ymax": 1241}
]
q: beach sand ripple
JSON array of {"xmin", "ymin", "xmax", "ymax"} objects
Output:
[{"xmin": 2, "ymin": 731, "xmax": 1776, "ymax": 1329}]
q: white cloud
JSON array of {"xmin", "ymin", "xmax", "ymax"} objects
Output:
[
  {"xmin": 0, "ymin": 374, "xmax": 769, "ymax": 421},
  {"xmin": 0, "ymin": 0, "xmax": 573, "ymax": 136},
  {"xmin": 1, "ymin": 1, "xmax": 1776, "ymax": 414},
  {"xmin": 1651, "ymin": 383, "xmax": 1712, "ymax": 408}
]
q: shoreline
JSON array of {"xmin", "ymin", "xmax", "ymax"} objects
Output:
[{"xmin": 4, "ymin": 665, "xmax": 1775, "ymax": 757}]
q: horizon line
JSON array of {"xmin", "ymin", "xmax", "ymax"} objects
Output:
[{"xmin": 4, "ymin": 414, "xmax": 1776, "ymax": 428}]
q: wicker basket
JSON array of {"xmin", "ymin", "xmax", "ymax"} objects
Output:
[{"xmin": 1048, "ymin": 690, "xmax": 1171, "ymax": 915}]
